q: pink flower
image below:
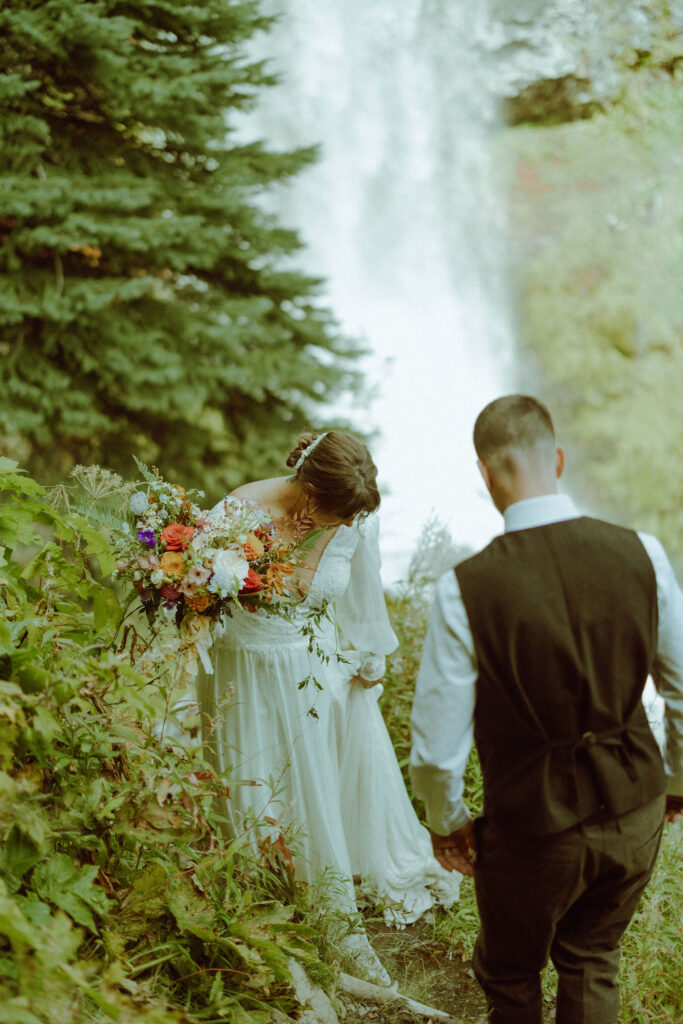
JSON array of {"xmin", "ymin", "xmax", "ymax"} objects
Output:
[
  {"xmin": 179, "ymin": 565, "xmax": 212, "ymax": 597},
  {"xmin": 134, "ymin": 580, "xmax": 151, "ymax": 601},
  {"xmin": 136, "ymin": 553, "xmax": 160, "ymax": 572}
]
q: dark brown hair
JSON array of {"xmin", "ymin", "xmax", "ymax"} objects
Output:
[
  {"xmin": 473, "ymin": 395, "xmax": 556, "ymax": 462},
  {"xmin": 286, "ymin": 430, "xmax": 380, "ymax": 520}
]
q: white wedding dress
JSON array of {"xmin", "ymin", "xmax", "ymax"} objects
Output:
[{"xmin": 196, "ymin": 513, "xmax": 461, "ymax": 981}]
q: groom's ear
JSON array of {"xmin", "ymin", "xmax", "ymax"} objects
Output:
[
  {"xmin": 477, "ymin": 459, "xmax": 492, "ymax": 494},
  {"xmin": 555, "ymin": 447, "xmax": 565, "ymax": 479}
]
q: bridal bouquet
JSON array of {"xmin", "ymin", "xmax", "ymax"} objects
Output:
[{"xmin": 111, "ymin": 461, "xmax": 309, "ymax": 678}]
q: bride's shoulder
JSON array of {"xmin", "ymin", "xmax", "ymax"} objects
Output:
[
  {"xmin": 338, "ymin": 513, "xmax": 380, "ymax": 559},
  {"xmin": 355, "ymin": 512, "xmax": 380, "ymax": 540},
  {"xmin": 229, "ymin": 477, "xmax": 288, "ymax": 509},
  {"xmin": 208, "ymin": 478, "xmax": 277, "ymax": 519}
]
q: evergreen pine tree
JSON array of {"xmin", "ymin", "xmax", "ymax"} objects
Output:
[{"xmin": 0, "ymin": 0, "xmax": 362, "ymax": 492}]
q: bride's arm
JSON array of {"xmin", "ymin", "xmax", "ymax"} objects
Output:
[{"xmin": 334, "ymin": 515, "xmax": 398, "ymax": 686}]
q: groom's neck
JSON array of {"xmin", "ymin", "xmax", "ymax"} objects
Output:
[
  {"xmin": 484, "ymin": 445, "xmax": 563, "ymax": 515},
  {"xmin": 498, "ymin": 481, "xmax": 558, "ymax": 514}
]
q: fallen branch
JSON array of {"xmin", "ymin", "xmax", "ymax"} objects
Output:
[{"xmin": 339, "ymin": 971, "xmax": 452, "ymax": 1021}]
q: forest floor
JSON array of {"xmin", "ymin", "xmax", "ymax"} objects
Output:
[
  {"xmin": 365, "ymin": 917, "xmax": 487, "ymax": 1023},
  {"xmin": 344, "ymin": 826, "xmax": 682, "ymax": 1024}
]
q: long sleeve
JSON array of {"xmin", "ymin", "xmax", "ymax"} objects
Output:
[
  {"xmin": 334, "ymin": 514, "xmax": 398, "ymax": 680},
  {"xmin": 639, "ymin": 533, "xmax": 683, "ymax": 796},
  {"xmin": 410, "ymin": 571, "xmax": 477, "ymax": 834}
]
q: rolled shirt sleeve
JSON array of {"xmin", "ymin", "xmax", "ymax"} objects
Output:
[
  {"xmin": 639, "ymin": 533, "xmax": 683, "ymax": 796},
  {"xmin": 410, "ymin": 571, "xmax": 477, "ymax": 835}
]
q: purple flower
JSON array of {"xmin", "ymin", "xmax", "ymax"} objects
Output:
[{"xmin": 137, "ymin": 529, "xmax": 156, "ymax": 548}]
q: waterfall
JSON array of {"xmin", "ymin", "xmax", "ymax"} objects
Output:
[{"xmin": 246, "ymin": 0, "xmax": 515, "ymax": 582}]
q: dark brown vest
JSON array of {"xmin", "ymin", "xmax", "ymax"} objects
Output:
[{"xmin": 455, "ymin": 516, "xmax": 665, "ymax": 834}]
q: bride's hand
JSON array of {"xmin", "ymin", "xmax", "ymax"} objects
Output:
[{"xmin": 352, "ymin": 673, "xmax": 381, "ymax": 689}]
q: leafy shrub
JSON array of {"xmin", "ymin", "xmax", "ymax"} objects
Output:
[
  {"xmin": 383, "ymin": 581, "xmax": 483, "ymax": 817},
  {"xmin": 0, "ymin": 459, "xmax": 338, "ymax": 1023}
]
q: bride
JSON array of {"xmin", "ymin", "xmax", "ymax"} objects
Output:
[{"xmin": 196, "ymin": 430, "xmax": 461, "ymax": 982}]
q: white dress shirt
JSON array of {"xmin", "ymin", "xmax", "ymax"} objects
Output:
[{"xmin": 409, "ymin": 493, "xmax": 683, "ymax": 836}]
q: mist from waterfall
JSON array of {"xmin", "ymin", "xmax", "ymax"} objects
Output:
[{"xmin": 244, "ymin": 0, "xmax": 515, "ymax": 582}]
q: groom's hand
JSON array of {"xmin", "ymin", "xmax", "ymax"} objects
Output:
[
  {"xmin": 430, "ymin": 821, "xmax": 476, "ymax": 876},
  {"xmin": 665, "ymin": 795, "xmax": 683, "ymax": 823}
]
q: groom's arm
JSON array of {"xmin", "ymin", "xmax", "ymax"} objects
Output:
[
  {"xmin": 410, "ymin": 571, "xmax": 477, "ymax": 869},
  {"xmin": 639, "ymin": 533, "xmax": 683, "ymax": 819}
]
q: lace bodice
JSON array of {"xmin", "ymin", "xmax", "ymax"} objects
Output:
[{"xmin": 213, "ymin": 514, "xmax": 397, "ymax": 679}]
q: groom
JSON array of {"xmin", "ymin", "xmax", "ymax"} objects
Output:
[{"xmin": 410, "ymin": 395, "xmax": 683, "ymax": 1024}]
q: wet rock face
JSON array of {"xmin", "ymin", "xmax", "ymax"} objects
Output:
[{"xmin": 484, "ymin": 0, "xmax": 683, "ymax": 123}]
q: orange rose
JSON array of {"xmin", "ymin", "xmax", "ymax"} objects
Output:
[
  {"xmin": 243, "ymin": 532, "xmax": 265, "ymax": 560},
  {"xmin": 239, "ymin": 568, "xmax": 263, "ymax": 595},
  {"xmin": 159, "ymin": 551, "xmax": 185, "ymax": 578},
  {"xmin": 160, "ymin": 522, "xmax": 194, "ymax": 551},
  {"xmin": 186, "ymin": 592, "xmax": 212, "ymax": 613}
]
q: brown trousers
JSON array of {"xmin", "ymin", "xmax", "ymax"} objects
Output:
[{"xmin": 472, "ymin": 795, "xmax": 665, "ymax": 1024}]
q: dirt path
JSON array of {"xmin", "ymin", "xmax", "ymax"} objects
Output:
[
  {"xmin": 362, "ymin": 919, "xmax": 488, "ymax": 1023},
  {"xmin": 354, "ymin": 918, "xmax": 557, "ymax": 1024}
]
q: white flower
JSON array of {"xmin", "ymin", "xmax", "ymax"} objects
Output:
[
  {"xmin": 150, "ymin": 568, "xmax": 164, "ymax": 587},
  {"xmin": 208, "ymin": 548, "xmax": 249, "ymax": 598},
  {"xmin": 129, "ymin": 491, "xmax": 149, "ymax": 515}
]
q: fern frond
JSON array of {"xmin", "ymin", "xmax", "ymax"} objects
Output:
[
  {"xmin": 131, "ymin": 456, "xmax": 159, "ymax": 487},
  {"xmin": 72, "ymin": 501, "xmax": 130, "ymax": 532},
  {"xmin": 291, "ymin": 528, "xmax": 326, "ymax": 562}
]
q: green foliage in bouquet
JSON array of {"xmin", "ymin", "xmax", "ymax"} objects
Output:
[
  {"xmin": 117, "ymin": 457, "xmax": 314, "ymax": 633},
  {"xmin": 0, "ymin": 459, "xmax": 352, "ymax": 1022},
  {"xmin": 0, "ymin": 0, "xmax": 363, "ymax": 492}
]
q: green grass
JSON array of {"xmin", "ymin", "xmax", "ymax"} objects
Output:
[{"xmin": 619, "ymin": 824, "xmax": 683, "ymax": 1023}]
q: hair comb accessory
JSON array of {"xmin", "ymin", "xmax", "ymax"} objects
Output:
[{"xmin": 294, "ymin": 432, "xmax": 328, "ymax": 471}]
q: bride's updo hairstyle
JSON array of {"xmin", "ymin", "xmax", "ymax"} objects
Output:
[{"xmin": 286, "ymin": 430, "xmax": 381, "ymax": 521}]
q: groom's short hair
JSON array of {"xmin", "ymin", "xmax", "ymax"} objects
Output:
[{"xmin": 474, "ymin": 395, "xmax": 556, "ymax": 462}]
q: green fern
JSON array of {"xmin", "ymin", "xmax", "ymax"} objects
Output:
[
  {"xmin": 71, "ymin": 500, "xmax": 130, "ymax": 533},
  {"xmin": 131, "ymin": 456, "xmax": 159, "ymax": 489}
]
